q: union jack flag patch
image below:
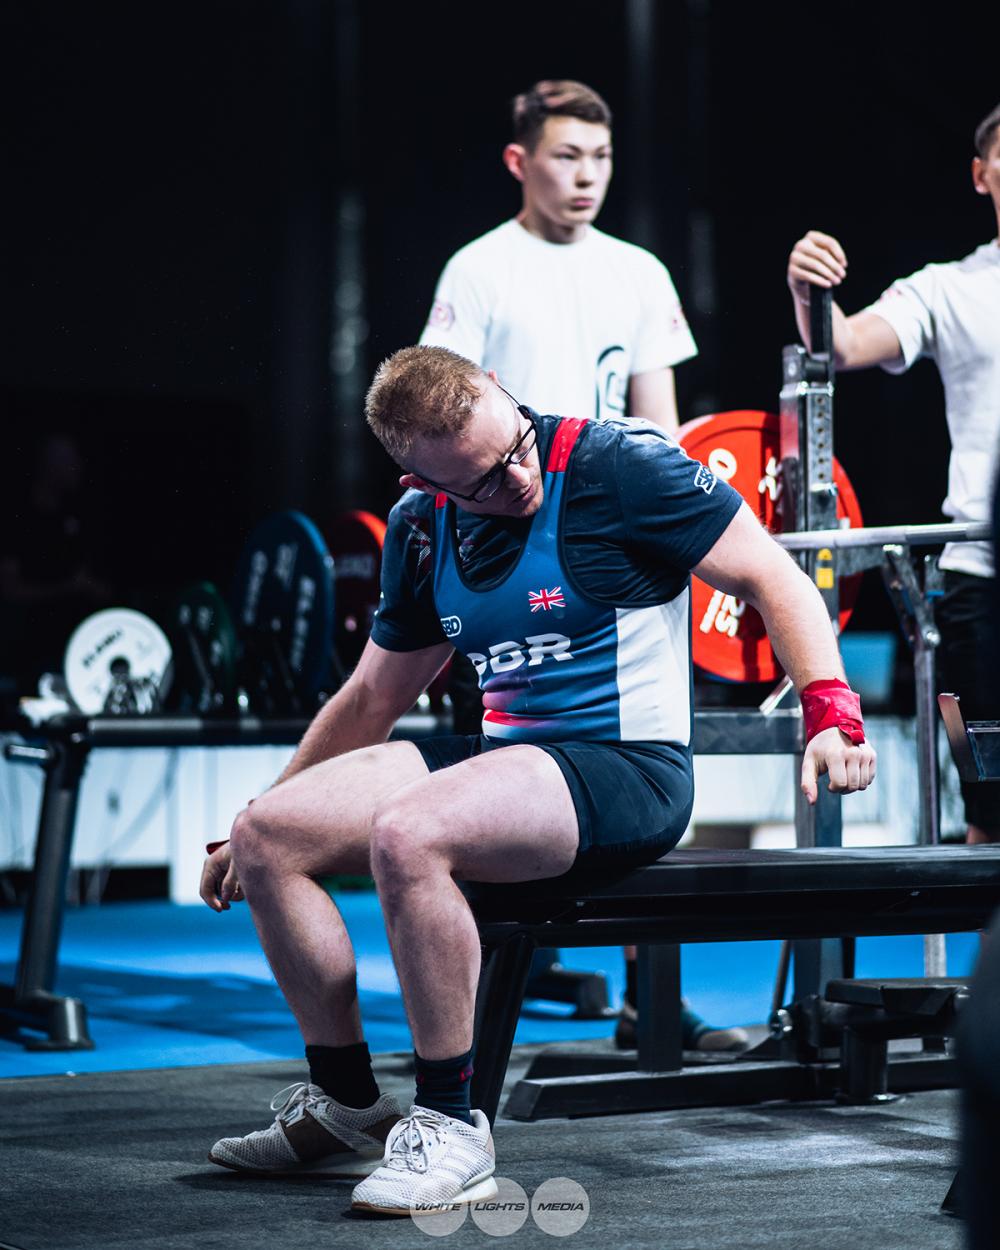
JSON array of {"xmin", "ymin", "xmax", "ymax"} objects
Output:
[{"xmin": 529, "ymin": 586, "xmax": 565, "ymax": 612}]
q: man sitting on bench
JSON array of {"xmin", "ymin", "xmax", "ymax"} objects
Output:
[{"xmin": 200, "ymin": 345, "xmax": 876, "ymax": 1215}]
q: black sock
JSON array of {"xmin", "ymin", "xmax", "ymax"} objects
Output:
[
  {"xmin": 625, "ymin": 956, "xmax": 637, "ymax": 1009},
  {"xmin": 306, "ymin": 1042, "xmax": 380, "ymax": 1109},
  {"xmin": 413, "ymin": 1047, "xmax": 475, "ymax": 1125}
]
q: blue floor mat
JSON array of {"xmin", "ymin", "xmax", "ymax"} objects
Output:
[{"xmin": 0, "ymin": 897, "xmax": 980, "ymax": 1079}]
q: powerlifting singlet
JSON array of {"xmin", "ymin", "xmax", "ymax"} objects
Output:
[{"xmin": 431, "ymin": 418, "xmax": 692, "ymax": 746}]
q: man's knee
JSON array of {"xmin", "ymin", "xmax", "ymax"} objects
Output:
[
  {"xmin": 228, "ymin": 805, "xmax": 274, "ymax": 876},
  {"xmin": 369, "ymin": 801, "xmax": 444, "ymax": 891},
  {"xmin": 228, "ymin": 794, "xmax": 310, "ymax": 874}
]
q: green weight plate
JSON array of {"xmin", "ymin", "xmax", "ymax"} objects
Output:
[{"xmin": 166, "ymin": 581, "xmax": 239, "ymax": 714}]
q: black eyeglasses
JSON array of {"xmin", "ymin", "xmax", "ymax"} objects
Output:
[{"xmin": 418, "ymin": 395, "xmax": 537, "ymax": 503}]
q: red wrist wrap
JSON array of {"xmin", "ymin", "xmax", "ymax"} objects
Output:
[{"xmin": 801, "ymin": 678, "xmax": 865, "ymax": 745}]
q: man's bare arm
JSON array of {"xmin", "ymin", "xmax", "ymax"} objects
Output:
[
  {"xmin": 693, "ymin": 502, "xmax": 843, "ymax": 687},
  {"xmin": 787, "ymin": 229, "xmax": 904, "ymax": 371},
  {"xmin": 693, "ymin": 503, "xmax": 876, "ymax": 800},
  {"xmin": 274, "ymin": 638, "xmax": 453, "ymax": 784},
  {"xmin": 628, "ymin": 367, "xmax": 679, "ymax": 433}
]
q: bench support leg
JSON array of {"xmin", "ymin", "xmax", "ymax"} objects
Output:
[
  {"xmin": 472, "ymin": 933, "xmax": 535, "ymax": 1127},
  {"xmin": 839, "ymin": 1028, "xmax": 893, "ymax": 1104},
  {"xmin": 792, "ymin": 778, "xmax": 849, "ymax": 1050},
  {"xmin": 637, "ymin": 943, "xmax": 682, "ymax": 1071}
]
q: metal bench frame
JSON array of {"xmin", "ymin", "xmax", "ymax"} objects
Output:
[{"xmin": 469, "ymin": 845, "xmax": 1000, "ymax": 1123}]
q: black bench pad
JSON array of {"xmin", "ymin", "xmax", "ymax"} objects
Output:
[{"xmin": 468, "ymin": 846, "xmax": 1000, "ymax": 947}]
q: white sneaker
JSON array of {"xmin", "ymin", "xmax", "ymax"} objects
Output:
[
  {"xmin": 209, "ymin": 1083, "xmax": 402, "ymax": 1178},
  {"xmin": 351, "ymin": 1104, "xmax": 498, "ymax": 1215}
]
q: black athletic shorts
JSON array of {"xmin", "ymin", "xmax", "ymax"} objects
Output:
[
  {"xmin": 413, "ymin": 734, "xmax": 693, "ymax": 873},
  {"xmin": 937, "ymin": 570, "xmax": 1000, "ymax": 832}
]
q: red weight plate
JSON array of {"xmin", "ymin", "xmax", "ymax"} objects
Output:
[
  {"xmin": 323, "ymin": 510, "xmax": 386, "ymax": 670},
  {"xmin": 677, "ymin": 411, "xmax": 864, "ymax": 683}
]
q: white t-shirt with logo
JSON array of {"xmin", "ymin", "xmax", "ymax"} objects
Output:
[
  {"xmin": 419, "ymin": 219, "xmax": 697, "ymax": 421},
  {"xmin": 864, "ymin": 240, "xmax": 1000, "ymax": 578}
]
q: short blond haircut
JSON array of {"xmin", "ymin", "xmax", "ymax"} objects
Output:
[{"xmin": 365, "ymin": 345, "xmax": 487, "ymax": 463}]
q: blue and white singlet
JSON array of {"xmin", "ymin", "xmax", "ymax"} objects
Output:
[{"xmin": 431, "ymin": 418, "xmax": 693, "ymax": 746}]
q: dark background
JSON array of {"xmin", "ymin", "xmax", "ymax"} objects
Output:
[{"xmin": 3, "ymin": 0, "xmax": 998, "ymax": 645}]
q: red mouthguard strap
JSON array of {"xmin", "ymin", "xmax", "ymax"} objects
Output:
[{"xmin": 801, "ymin": 678, "xmax": 865, "ymax": 745}]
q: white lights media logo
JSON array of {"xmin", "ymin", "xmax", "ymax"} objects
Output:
[
  {"xmin": 531, "ymin": 1178, "xmax": 590, "ymax": 1236},
  {"xmin": 410, "ymin": 1176, "xmax": 590, "ymax": 1237},
  {"xmin": 471, "ymin": 1178, "xmax": 530, "ymax": 1236}
]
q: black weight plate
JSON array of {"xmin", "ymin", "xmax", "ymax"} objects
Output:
[
  {"xmin": 231, "ymin": 511, "xmax": 336, "ymax": 711},
  {"xmin": 165, "ymin": 581, "xmax": 239, "ymax": 714},
  {"xmin": 323, "ymin": 509, "xmax": 386, "ymax": 670}
]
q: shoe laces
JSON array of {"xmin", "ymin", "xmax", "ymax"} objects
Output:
[
  {"xmin": 269, "ymin": 1082, "xmax": 314, "ymax": 1121},
  {"xmin": 385, "ymin": 1109, "xmax": 450, "ymax": 1174}
]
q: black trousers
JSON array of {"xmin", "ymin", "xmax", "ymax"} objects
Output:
[{"xmin": 936, "ymin": 571, "xmax": 1000, "ymax": 832}]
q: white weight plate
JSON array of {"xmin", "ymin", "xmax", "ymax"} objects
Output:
[{"xmin": 64, "ymin": 608, "xmax": 172, "ymax": 715}]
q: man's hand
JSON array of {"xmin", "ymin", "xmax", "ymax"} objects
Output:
[
  {"xmin": 801, "ymin": 726, "xmax": 877, "ymax": 805},
  {"xmin": 786, "ymin": 230, "xmax": 901, "ymax": 370},
  {"xmin": 787, "ymin": 229, "xmax": 848, "ymax": 299},
  {"xmin": 200, "ymin": 842, "xmax": 244, "ymax": 913}
]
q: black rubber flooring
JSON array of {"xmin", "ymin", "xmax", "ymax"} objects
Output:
[{"xmin": 0, "ymin": 1045, "xmax": 963, "ymax": 1250}]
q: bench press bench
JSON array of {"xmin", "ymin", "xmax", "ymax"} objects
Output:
[{"xmin": 467, "ymin": 844, "xmax": 1000, "ymax": 1124}]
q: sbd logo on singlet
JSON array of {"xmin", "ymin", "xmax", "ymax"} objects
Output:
[
  {"xmin": 466, "ymin": 633, "xmax": 574, "ymax": 677},
  {"xmin": 440, "ymin": 615, "xmax": 462, "ymax": 638}
]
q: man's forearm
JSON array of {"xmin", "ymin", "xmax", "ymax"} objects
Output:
[
  {"xmin": 746, "ymin": 562, "xmax": 846, "ymax": 691},
  {"xmin": 274, "ymin": 677, "xmax": 399, "ymax": 785}
]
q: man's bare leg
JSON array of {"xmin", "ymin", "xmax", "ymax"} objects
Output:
[
  {"xmin": 369, "ymin": 744, "xmax": 579, "ymax": 1060},
  {"xmin": 228, "ymin": 739, "xmax": 431, "ymax": 1046}
]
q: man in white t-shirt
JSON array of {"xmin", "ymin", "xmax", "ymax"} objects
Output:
[
  {"xmin": 786, "ymin": 101, "xmax": 1000, "ymax": 842},
  {"xmin": 420, "ymin": 79, "xmax": 696, "ymax": 431},
  {"xmin": 420, "ymin": 80, "xmax": 746, "ymax": 1054}
]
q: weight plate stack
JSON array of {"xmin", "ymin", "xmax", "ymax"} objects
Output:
[
  {"xmin": 64, "ymin": 608, "xmax": 173, "ymax": 716},
  {"xmin": 231, "ymin": 511, "xmax": 336, "ymax": 715},
  {"xmin": 677, "ymin": 410, "xmax": 863, "ymax": 683}
]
